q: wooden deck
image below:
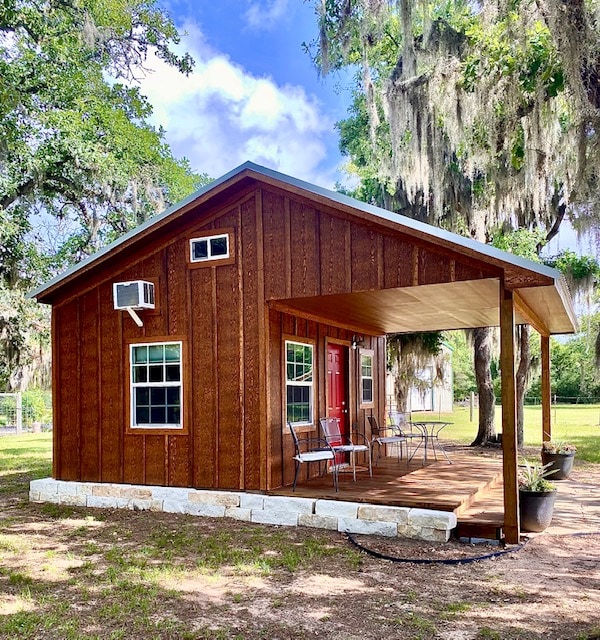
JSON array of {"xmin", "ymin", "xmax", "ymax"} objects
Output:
[{"xmin": 269, "ymin": 455, "xmax": 505, "ymax": 538}]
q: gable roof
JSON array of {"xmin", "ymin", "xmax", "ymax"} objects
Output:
[{"xmin": 30, "ymin": 161, "xmax": 577, "ymax": 335}]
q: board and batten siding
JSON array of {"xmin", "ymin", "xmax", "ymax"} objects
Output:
[{"xmin": 50, "ymin": 182, "xmax": 497, "ymax": 492}]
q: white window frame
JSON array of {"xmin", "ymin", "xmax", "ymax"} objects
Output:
[
  {"xmin": 129, "ymin": 341, "xmax": 183, "ymax": 429},
  {"xmin": 189, "ymin": 233, "xmax": 230, "ymax": 263},
  {"xmin": 285, "ymin": 339, "xmax": 314, "ymax": 427},
  {"xmin": 360, "ymin": 350, "xmax": 374, "ymax": 406}
]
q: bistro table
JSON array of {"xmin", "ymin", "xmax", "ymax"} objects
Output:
[{"xmin": 408, "ymin": 420, "xmax": 453, "ymax": 464}]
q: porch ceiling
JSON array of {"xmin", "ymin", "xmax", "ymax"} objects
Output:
[{"xmin": 270, "ymin": 277, "xmax": 576, "ymax": 336}]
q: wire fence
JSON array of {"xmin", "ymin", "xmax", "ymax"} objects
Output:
[{"xmin": 0, "ymin": 392, "xmax": 53, "ymax": 434}]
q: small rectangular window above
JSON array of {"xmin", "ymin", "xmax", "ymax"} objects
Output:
[
  {"xmin": 360, "ymin": 350, "xmax": 374, "ymax": 407},
  {"xmin": 189, "ymin": 232, "xmax": 231, "ymax": 264}
]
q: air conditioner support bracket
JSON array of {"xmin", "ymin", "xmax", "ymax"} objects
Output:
[{"xmin": 125, "ymin": 307, "xmax": 144, "ymax": 327}]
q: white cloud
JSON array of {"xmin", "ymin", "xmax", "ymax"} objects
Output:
[
  {"xmin": 244, "ymin": 0, "xmax": 290, "ymax": 30},
  {"xmin": 138, "ymin": 21, "xmax": 338, "ymax": 187}
]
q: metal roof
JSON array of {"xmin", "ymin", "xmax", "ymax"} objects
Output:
[{"xmin": 29, "ymin": 161, "xmax": 578, "ymax": 335}]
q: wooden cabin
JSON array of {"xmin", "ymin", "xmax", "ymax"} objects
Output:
[{"xmin": 31, "ymin": 162, "xmax": 577, "ymax": 543}]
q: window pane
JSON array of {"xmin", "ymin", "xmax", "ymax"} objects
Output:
[
  {"xmin": 210, "ymin": 236, "xmax": 228, "ymax": 256},
  {"xmin": 133, "ymin": 346, "xmax": 147, "ymax": 364},
  {"xmin": 363, "ymin": 379, "xmax": 373, "ymax": 403},
  {"xmin": 149, "ymin": 345, "xmax": 164, "ymax": 363},
  {"xmin": 151, "ymin": 406, "xmax": 166, "ymax": 424},
  {"xmin": 136, "ymin": 387, "xmax": 149, "ymax": 405},
  {"xmin": 150, "ymin": 387, "xmax": 166, "ymax": 404},
  {"xmin": 165, "ymin": 364, "xmax": 180, "ymax": 382},
  {"xmin": 286, "ymin": 363, "xmax": 294, "ymax": 381},
  {"xmin": 133, "ymin": 366, "xmax": 147, "ymax": 383},
  {"xmin": 361, "ymin": 355, "xmax": 372, "ymax": 376},
  {"xmin": 165, "ymin": 344, "xmax": 180, "ymax": 362},
  {"xmin": 193, "ymin": 239, "xmax": 208, "ymax": 260},
  {"xmin": 149, "ymin": 365, "xmax": 163, "ymax": 383},
  {"xmin": 136, "ymin": 406, "xmax": 149, "ymax": 424},
  {"xmin": 166, "ymin": 406, "xmax": 180, "ymax": 424},
  {"xmin": 166, "ymin": 387, "xmax": 180, "ymax": 405}
]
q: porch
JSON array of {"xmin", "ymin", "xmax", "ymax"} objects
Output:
[{"xmin": 269, "ymin": 451, "xmax": 505, "ymax": 540}]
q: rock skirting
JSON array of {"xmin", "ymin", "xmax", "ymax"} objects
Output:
[{"xmin": 29, "ymin": 478, "xmax": 457, "ymax": 542}]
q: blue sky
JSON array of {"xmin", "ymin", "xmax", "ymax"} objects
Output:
[
  {"xmin": 141, "ymin": 0, "xmax": 353, "ymax": 188},
  {"xmin": 141, "ymin": 0, "xmax": 592, "ymax": 257}
]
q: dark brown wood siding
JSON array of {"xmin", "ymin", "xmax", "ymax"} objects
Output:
[{"xmin": 50, "ymin": 182, "xmax": 496, "ymax": 491}]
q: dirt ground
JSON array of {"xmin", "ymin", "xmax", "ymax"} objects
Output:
[{"xmin": 0, "ymin": 451, "xmax": 599, "ymax": 639}]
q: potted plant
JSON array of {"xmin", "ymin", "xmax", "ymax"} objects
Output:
[
  {"xmin": 518, "ymin": 460, "xmax": 557, "ymax": 532},
  {"xmin": 541, "ymin": 440, "xmax": 577, "ymax": 480}
]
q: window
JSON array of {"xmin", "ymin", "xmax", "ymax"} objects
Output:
[
  {"xmin": 285, "ymin": 340, "xmax": 314, "ymax": 425},
  {"xmin": 130, "ymin": 342, "xmax": 182, "ymax": 429},
  {"xmin": 361, "ymin": 351, "xmax": 374, "ymax": 405},
  {"xmin": 190, "ymin": 233, "xmax": 229, "ymax": 263}
]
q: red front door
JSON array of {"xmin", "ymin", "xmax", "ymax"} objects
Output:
[{"xmin": 327, "ymin": 343, "xmax": 349, "ymax": 442}]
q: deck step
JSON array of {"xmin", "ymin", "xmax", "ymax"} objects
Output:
[
  {"xmin": 454, "ymin": 521, "xmax": 504, "ymax": 541},
  {"xmin": 455, "ymin": 483, "xmax": 505, "ymax": 541}
]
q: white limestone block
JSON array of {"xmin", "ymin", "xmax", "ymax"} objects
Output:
[
  {"xmin": 162, "ymin": 500, "xmax": 189, "ymax": 514},
  {"xmin": 225, "ymin": 507, "xmax": 252, "ymax": 521},
  {"xmin": 338, "ymin": 518, "xmax": 397, "ymax": 537},
  {"xmin": 251, "ymin": 510, "xmax": 299, "ymax": 526},
  {"xmin": 357, "ymin": 505, "xmax": 409, "ymax": 524},
  {"xmin": 130, "ymin": 499, "xmax": 163, "ymax": 512},
  {"xmin": 408, "ymin": 508, "xmax": 457, "ymax": 530},
  {"xmin": 56, "ymin": 481, "xmax": 80, "ymax": 496},
  {"xmin": 151, "ymin": 487, "xmax": 190, "ymax": 502},
  {"xmin": 76, "ymin": 483, "xmax": 95, "ymax": 496},
  {"xmin": 36, "ymin": 491, "xmax": 60, "ymax": 504},
  {"xmin": 30, "ymin": 478, "xmax": 58, "ymax": 494},
  {"xmin": 298, "ymin": 513, "xmax": 338, "ymax": 530},
  {"xmin": 262, "ymin": 495, "xmax": 314, "ymax": 514},
  {"xmin": 186, "ymin": 503, "xmax": 226, "ymax": 518},
  {"xmin": 87, "ymin": 495, "xmax": 131, "ymax": 509},
  {"xmin": 58, "ymin": 494, "xmax": 87, "ymax": 507},
  {"xmin": 240, "ymin": 493, "xmax": 264, "ymax": 510},
  {"xmin": 315, "ymin": 499, "xmax": 361, "ymax": 519},
  {"xmin": 188, "ymin": 490, "xmax": 239, "ymax": 507}
]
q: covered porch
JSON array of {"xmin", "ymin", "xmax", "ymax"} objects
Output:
[{"xmin": 272, "ymin": 252, "xmax": 576, "ymax": 544}]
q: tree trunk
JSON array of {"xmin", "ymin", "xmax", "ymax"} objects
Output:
[
  {"xmin": 471, "ymin": 326, "xmax": 496, "ymax": 445},
  {"xmin": 515, "ymin": 325, "xmax": 530, "ymax": 448}
]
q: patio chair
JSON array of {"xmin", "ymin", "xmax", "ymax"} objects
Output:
[
  {"xmin": 388, "ymin": 410, "xmax": 426, "ymax": 460},
  {"xmin": 367, "ymin": 415, "xmax": 407, "ymax": 465},
  {"xmin": 288, "ymin": 422, "xmax": 338, "ymax": 492},
  {"xmin": 319, "ymin": 417, "xmax": 372, "ymax": 481}
]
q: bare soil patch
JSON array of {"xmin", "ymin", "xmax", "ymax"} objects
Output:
[{"xmin": 0, "ymin": 450, "xmax": 599, "ymax": 639}]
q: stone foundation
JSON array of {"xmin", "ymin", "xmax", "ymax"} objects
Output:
[{"xmin": 29, "ymin": 478, "xmax": 457, "ymax": 542}]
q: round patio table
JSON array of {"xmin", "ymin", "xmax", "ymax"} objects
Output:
[{"xmin": 409, "ymin": 421, "xmax": 453, "ymax": 464}]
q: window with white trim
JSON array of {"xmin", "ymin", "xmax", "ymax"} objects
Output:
[
  {"xmin": 361, "ymin": 352, "xmax": 374, "ymax": 405},
  {"xmin": 190, "ymin": 233, "xmax": 229, "ymax": 262},
  {"xmin": 285, "ymin": 340, "xmax": 314, "ymax": 425},
  {"xmin": 130, "ymin": 342, "xmax": 182, "ymax": 428}
]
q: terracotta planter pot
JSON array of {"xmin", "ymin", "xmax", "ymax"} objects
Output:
[
  {"xmin": 519, "ymin": 489, "xmax": 557, "ymax": 532},
  {"xmin": 541, "ymin": 451, "xmax": 575, "ymax": 480}
]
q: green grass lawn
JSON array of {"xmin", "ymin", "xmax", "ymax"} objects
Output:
[
  {"xmin": 0, "ymin": 433, "xmax": 52, "ymax": 495},
  {"xmin": 412, "ymin": 404, "xmax": 600, "ymax": 463}
]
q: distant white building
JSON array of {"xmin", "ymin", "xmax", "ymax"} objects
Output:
[{"xmin": 387, "ymin": 343, "xmax": 454, "ymax": 413}]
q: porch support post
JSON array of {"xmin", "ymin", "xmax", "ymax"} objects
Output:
[
  {"xmin": 500, "ymin": 283, "xmax": 520, "ymax": 544},
  {"xmin": 541, "ymin": 335, "xmax": 552, "ymax": 442}
]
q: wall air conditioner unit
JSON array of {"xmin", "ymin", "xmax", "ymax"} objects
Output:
[{"xmin": 113, "ymin": 281, "xmax": 155, "ymax": 327}]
